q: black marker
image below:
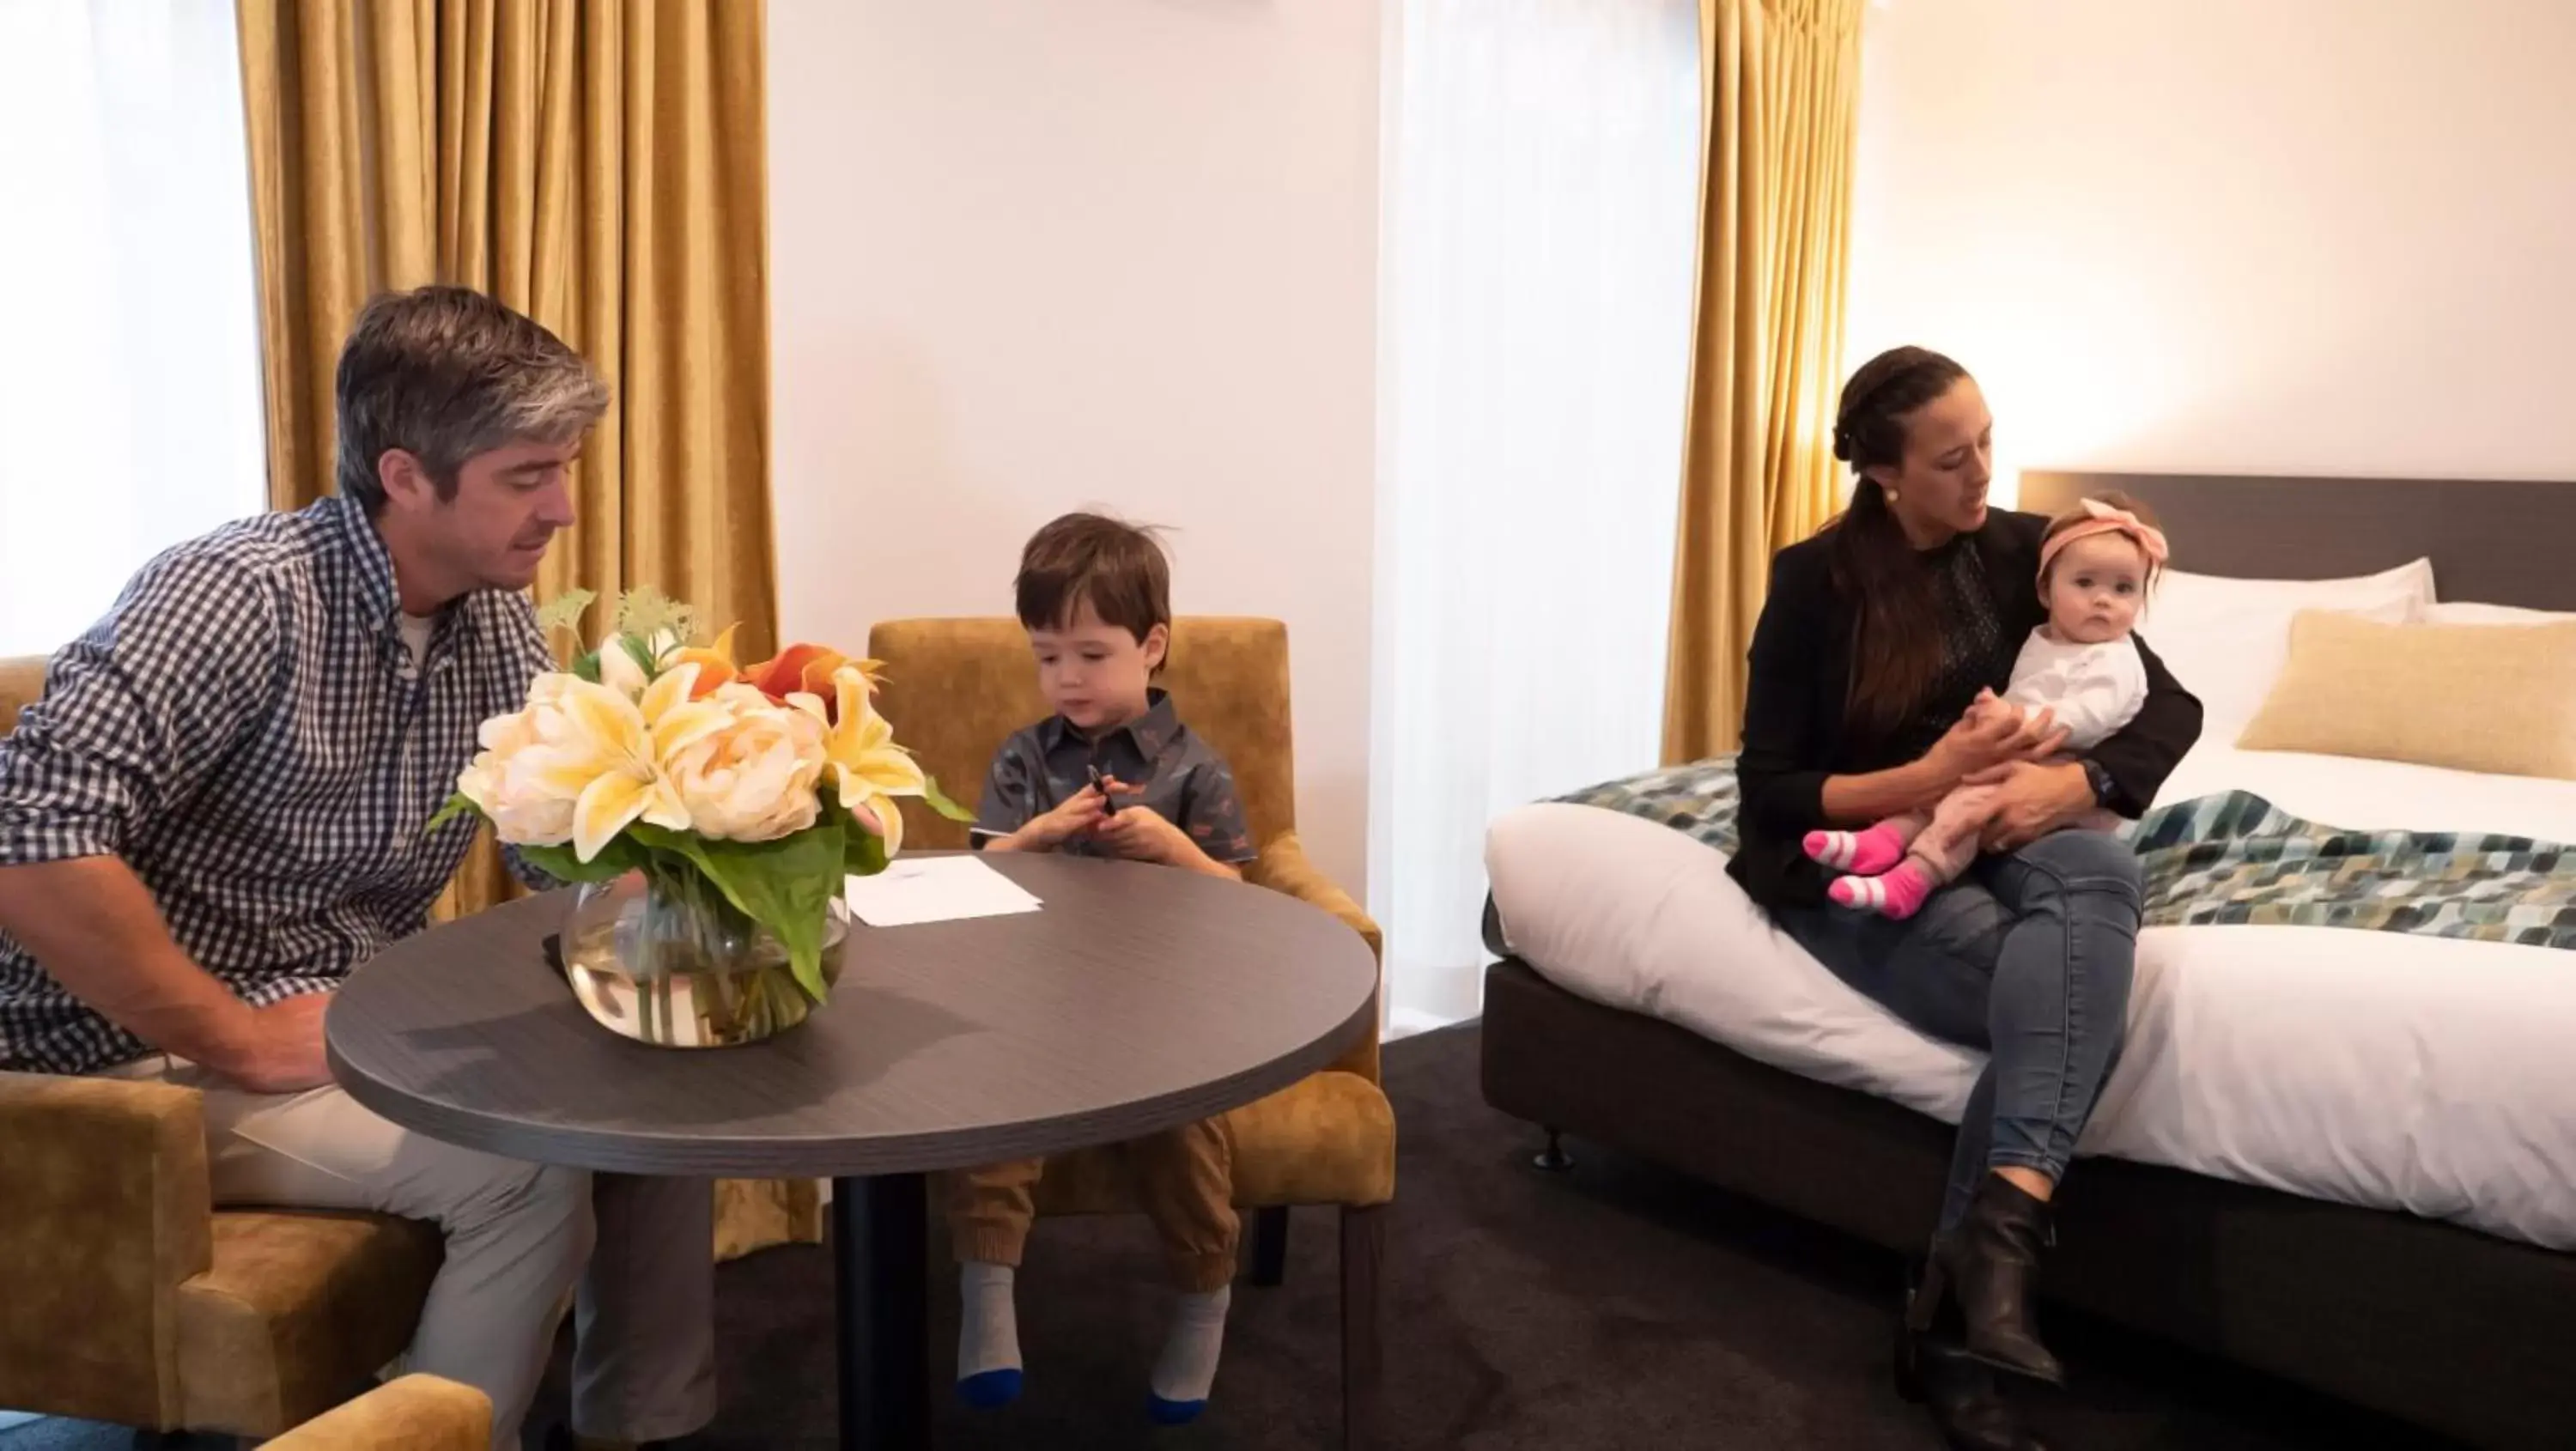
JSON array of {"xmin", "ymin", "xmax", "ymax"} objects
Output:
[{"xmin": 1087, "ymin": 763, "xmax": 1120, "ymax": 815}]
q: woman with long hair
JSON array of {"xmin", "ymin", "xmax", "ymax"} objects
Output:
[{"xmin": 1731, "ymin": 347, "xmax": 2203, "ymax": 1449}]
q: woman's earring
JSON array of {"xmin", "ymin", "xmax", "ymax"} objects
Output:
[{"xmin": 1886, "ymin": 489, "xmax": 1900, "ymax": 504}]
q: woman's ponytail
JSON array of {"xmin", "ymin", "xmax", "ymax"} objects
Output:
[{"xmin": 1820, "ymin": 347, "xmax": 1970, "ymax": 745}]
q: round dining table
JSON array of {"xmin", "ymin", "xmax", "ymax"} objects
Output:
[{"xmin": 326, "ymin": 850, "xmax": 1379, "ymax": 1449}]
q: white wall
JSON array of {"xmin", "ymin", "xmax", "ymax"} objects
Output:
[
  {"xmin": 1850, "ymin": 0, "xmax": 2576, "ymax": 496},
  {"xmin": 767, "ymin": 0, "xmax": 1383, "ymax": 893}
]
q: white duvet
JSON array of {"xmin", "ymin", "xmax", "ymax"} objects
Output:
[{"xmin": 1484, "ymin": 744, "xmax": 2576, "ymax": 1249}]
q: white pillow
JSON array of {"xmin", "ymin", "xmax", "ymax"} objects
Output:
[
  {"xmin": 2424, "ymin": 600, "xmax": 2576, "ymax": 628},
  {"xmin": 2140, "ymin": 558, "xmax": 2433, "ymax": 734}
]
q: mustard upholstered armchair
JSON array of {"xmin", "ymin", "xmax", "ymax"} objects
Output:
[
  {"xmin": 0, "ymin": 656, "xmax": 39, "ymax": 737},
  {"xmin": 0, "ymin": 657, "xmax": 444, "ymax": 1441},
  {"xmin": 264, "ymin": 1374, "xmax": 490, "ymax": 1451},
  {"xmin": 867, "ymin": 617, "xmax": 1394, "ymax": 1448}
]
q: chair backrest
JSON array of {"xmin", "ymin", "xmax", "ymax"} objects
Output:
[
  {"xmin": 866, "ymin": 617, "xmax": 1297, "ymax": 853},
  {"xmin": 0, "ymin": 657, "xmax": 45, "ymax": 738}
]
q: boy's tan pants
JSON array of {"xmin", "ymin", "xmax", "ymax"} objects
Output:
[{"xmin": 947, "ymin": 1115, "xmax": 1239, "ymax": 1293}]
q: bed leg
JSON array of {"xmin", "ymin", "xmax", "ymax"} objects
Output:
[{"xmin": 1531, "ymin": 1128, "xmax": 1575, "ymax": 1174}]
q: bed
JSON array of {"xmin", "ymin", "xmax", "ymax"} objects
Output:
[{"xmin": 1479, "ymin": 471, "xmax": 2576, "ymax": 1450}]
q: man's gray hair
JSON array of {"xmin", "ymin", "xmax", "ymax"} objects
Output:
[{"xmin": 333, "ymin": 285, "xmax": 610, "ymax": 512}]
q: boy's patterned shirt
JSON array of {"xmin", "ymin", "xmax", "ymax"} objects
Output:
[{"xmin": 972, "ymin": 689, "xmax": 1256, "ymax": 864}]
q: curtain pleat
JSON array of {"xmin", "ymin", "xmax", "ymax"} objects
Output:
[
  {"xmin": 1661, "ymin": 0, "xmax": 1865, "ymax": 762},
  {"xmin": 234, "ymin": 0, "xmax": 805, "ymax": 1256}
]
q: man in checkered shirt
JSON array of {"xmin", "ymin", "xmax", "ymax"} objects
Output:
[{"xmin": 0, "ymin": 288, "xmax": 714, "ymax": 1451}]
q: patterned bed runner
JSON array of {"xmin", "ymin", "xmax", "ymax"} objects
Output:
[{"xmin": 1551, "ymin": 756, "xmax": 2576, "ymax": 951}]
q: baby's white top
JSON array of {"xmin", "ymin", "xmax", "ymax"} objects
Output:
[{"xmin": 2002, "ymin": 629, "xmax": 2146, "ymax": 752}]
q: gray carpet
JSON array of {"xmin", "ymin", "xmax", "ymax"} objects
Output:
[{"xmin": 5, "ymin": 1022, "xmax": 2458, "ymax": 1449}]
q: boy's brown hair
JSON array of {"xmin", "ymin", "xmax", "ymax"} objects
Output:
[
  {"xmin": 2038, "ymin": 488, "xmax": 2166, "ymax": 589},
  {"xmin": 1013, "ymin": 512, "xmax": 1172, "ymax": 643}
]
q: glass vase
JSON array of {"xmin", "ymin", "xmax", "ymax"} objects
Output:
[{"xmin": 560, "ymin": 870, "xmax": 846, "ymax": 1048}]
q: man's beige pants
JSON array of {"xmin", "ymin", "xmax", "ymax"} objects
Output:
[{"xmin": 111, "ymin": 1058, "xmax": 715, "ymax": 1448}]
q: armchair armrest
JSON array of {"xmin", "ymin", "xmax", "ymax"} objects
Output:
[
  {"xmin": 0, "ymin": 1070, "xmax": 215, "ymax": 1425},
  {"xmin": 1248, "ymin": 831, "xmax": 1381, "ymax": 962},
  {"xmin": 1246, "ymin": 832, "xmax": 1382, "ymax": 1084},
  {"xmin": 264, "ymin": 1374, "xmax": 491, "ymax": 1451}
]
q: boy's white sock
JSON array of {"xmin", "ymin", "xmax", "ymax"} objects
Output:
[
  {"xmin": 1147, "ymin": 1284, "xmax": 1231, "ymax": 1421},
  {"xmin": 956, "ymin": 1261, "xmax": 1024, "ymax": 1406}
]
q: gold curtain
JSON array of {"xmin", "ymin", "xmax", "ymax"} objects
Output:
[
  {"xmin": 236, "ymin": 0, "xmax": 777, "ymax": 912},
  {"xmin": 1661, "ymin": 0, "xmax": 1865, "ymax": 762},
  {"xmin": 235, "ymin": 0, "xmax": 810, "ymax": 1254}
]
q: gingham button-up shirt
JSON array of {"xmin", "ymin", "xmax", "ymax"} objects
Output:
[{"xmin": 0, "ymin": 495, "xmax": 550, "ymax": 1074}]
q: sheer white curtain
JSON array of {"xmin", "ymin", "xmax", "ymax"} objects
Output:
[
  {"xmin": 1371, "ymin": 0, "xmax": 1703, "ymax": 1029},
  {"xmin": 0, "ymin": 1, "xmax": 267, "ymax": 659}
]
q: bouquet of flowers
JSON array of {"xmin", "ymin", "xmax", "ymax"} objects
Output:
[{"xmin": 432, "ymin": 588, "xmax": 968, "ymax": 1009}]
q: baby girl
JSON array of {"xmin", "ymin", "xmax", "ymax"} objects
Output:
[{"xmin": 1806, "ymin": 494, "xmax": 2169, "ymax": 917}]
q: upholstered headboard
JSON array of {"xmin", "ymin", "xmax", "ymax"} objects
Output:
[{"xmin": 2020, "ymin": 471, "xmax": 2576, "ymax": 612}]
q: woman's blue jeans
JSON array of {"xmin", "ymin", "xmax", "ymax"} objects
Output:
[{"xmin": 1770, "ymin": 829, "xmax": 2142, "ymax": 1229}]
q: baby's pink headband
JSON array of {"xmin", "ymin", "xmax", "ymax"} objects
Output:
[{"xmin": 2038, "ymin": 497, "xmax": 2169, "ymax": 580}]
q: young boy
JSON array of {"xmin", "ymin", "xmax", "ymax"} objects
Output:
[{"xmin": 952, "ymin": 512, "xmax": 1260, "ymax": 1423}]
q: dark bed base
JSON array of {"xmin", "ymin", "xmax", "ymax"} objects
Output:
[{"xmin": 1479, "ymin": 957, "xmax": 2576, "ymax": 1450}]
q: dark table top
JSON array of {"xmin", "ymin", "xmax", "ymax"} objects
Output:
[{"xmin": 325, "ymin": 853, "xmax": 1379, "ymax": 1177}]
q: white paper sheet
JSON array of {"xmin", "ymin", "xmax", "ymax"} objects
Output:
[{"xmin": 842, "ymin": 855, "xmax": 1044, "ymax": 927}]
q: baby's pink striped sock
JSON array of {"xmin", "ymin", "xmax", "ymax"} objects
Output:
[
  {"xmin": 1829, "ymin": 858, "xmax": 1939, "ymax": 920},
  {"xmin": 1804, "ymin": 823, "xmax": 1907, "ymax": 876}
]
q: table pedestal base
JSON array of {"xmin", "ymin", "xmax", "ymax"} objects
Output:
[{"xmin": 833, "ymin": 1173, "xmax": 930, "ymax": 1449}]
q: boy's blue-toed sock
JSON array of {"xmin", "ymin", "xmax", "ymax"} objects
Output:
[
  {"xmin": 1146, "ymin": 1284, "xmax": 1231, "ymax": 1424},
  {"xmin": 956, "ymin": 1261, "xmax": 1024, "ymax": 1408}
]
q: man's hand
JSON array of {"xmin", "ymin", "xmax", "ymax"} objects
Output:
[
  {"xmin": 1965, "ymin": 760, "xmax": 2097, "ymax": 852},
  {"xmin": 217, "ymin": 993, "xmax": 337, "ymax": 1094},
  {"xmin": 0, "ymin": 856, "xmax": 324, "ymax": 1079}
]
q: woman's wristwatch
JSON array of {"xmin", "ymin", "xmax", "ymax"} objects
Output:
[{"xmin": 2079, "ymin": 757, "xmax": 2118, "ymax": 807}]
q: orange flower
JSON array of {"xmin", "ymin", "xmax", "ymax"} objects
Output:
[
  {"xmin": 746, "ymin": 643, "xmax": 836, "ymax": 700},
  {"xmin": 665, "ymin": 623, "xmax": 744, "ymax": 699},
  {"xmin": 741, "ymin": 642, "xmax": 884, "ymax": 720}
]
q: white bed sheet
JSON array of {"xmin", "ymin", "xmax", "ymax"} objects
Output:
[{"xmin": 1485, "ymin": 744, "xmax": 2576, "ymax": 1249}]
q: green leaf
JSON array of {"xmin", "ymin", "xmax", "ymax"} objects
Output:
[
  {"xmin": 818, "ymin": 780, "xmax": 896, "ymax": 874},
  {"xmin": 515, "ymin": 835, "xmax": 647, "ymax": 883},
  {"xmin": 422, "ymin": 792, "xmax": 649, "ymax": 880},
  {"xmin": 844, "ymin": 821, "xmax": 890, "ymax": 877},
  {"xmin": 572, "ymin": 650, "xmax": 603, "ymax": 684},
  {"xmin": 629, "ymin": 819, "xmax": 847, "ymax": 1002},
  {"xmin": 424, "ymin": 792, "xmax": 483, "ymax": 835},
  {"xmin": 919, "ymin": 774, "xmax": 976, "ymax": 824},
  {"xmin": 618, "ymin": 633, "xmax": 661, "ymax": 682}
]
